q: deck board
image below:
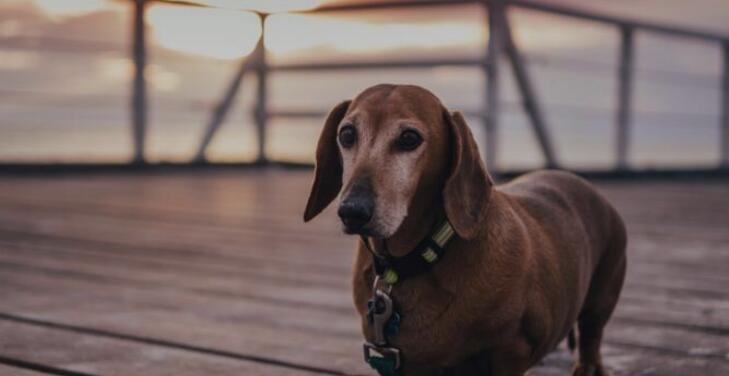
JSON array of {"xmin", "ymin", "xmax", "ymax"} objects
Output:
[
  {"xmin": 0, "ymin": 363, "xmax": 50, "ymax": 376},
  {"xmin": 0, "ymin": 170, "xmax": 727, "ymax": 375}
]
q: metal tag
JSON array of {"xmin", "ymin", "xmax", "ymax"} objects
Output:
[{"xmin": 369, "ymin": 289, "xmax": 394, "ymax": 346}]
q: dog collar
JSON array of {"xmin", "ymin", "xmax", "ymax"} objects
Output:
[{"xmin": 361, "ymin": 220, "xmax": 456, "ymax": 285}]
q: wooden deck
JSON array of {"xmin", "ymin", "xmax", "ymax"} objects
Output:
[{"xmin": 0, "ymin": 169, "xmax": 727, "ymax": 376}]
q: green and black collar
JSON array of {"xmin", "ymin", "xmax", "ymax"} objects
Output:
[{"xmin": 360, "ymin": 220, "xmax": 456, "ymax": 285}]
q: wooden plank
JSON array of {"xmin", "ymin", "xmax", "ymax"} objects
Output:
[
  {"xmin": 533, "ymin": 344, "xmax": 729, "ymax": 376},
  {"xmin": 2, "ymin": 186, "xmax": 728, "ymax": 248},
  {"xmin": 0, "ymin": 362, "xmax": 62, "ymax": 376},
  {"xmin": 0, "ymin": 321, "xmax": 310, "ymax": 376},
  {"xmin": 0, "ymin": 203, "xmax": 352, "ymax": 270},
  {"xmin": 2, "ymin": 191, "xmax": 728, "ymax": 271},
  {"xmin": 0, "ymin": 264, "xmax": 368, "ymax": 374},
  {"xmin": 2, "ymin": 203, "xmax": 728, "ymax": 306},
  {"xmin": 596, "ymin": 343, "xmax": 729, "ymax": 375},
  {"xmin": 3, "ymin": 221, "xmax": 728, "ymax": 304},
  {"xmin": 4, "ymin": 171, "xmax": 721, "ymax": 218}
]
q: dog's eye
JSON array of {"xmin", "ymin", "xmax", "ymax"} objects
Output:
[
  {"xmin": 338, "ymin": 125, "xmax": 356, "ymax": 148},
  {"xmin": 395, "ymin": 129, "xmax": 422, "ymax": 151}
]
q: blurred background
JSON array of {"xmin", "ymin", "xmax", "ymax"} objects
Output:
[{"xmin": 1, "ymin": 0, "xmax": 728, "ymax": 172}]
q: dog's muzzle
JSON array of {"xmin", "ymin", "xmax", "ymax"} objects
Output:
[{"xmin": 338, "ymin": 182, "xmax": 374, "ymax": 234}]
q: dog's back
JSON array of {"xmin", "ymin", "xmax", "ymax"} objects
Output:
[{"xmin": 501, "ymin": 170, "xmax": 625, "ymax": 261}]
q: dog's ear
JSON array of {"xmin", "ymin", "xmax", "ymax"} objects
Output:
[
  {"xmin": 303, "ymin": 100, "xmax": 351, "ymax": 222},
  {"xmin": 442, "ymin": 109, "xmax": 493, "ymax": 239}
]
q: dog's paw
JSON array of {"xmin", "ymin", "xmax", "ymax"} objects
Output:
[{"xmin": 572, "ymin": 363, "xmax": 610, "ymax": 376}]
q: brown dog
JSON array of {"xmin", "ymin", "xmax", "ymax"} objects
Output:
[{"xmin": 304, "ymin": 84, "xmax": 626, "ymax": 376}]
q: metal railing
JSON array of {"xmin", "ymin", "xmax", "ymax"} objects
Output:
[
  {"xmin": 165, "ymin": 0, "xmax": 729, "ymax": 173},
  {"xmin": 9, "ymin": 0, "xmax": 729, "ymax": 173}
]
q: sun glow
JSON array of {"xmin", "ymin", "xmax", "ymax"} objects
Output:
[
  {"xmin": 265, "ymin": 14, "xmax": 484, "ymax": 56},
  {"xmin": 148, "ymin": 5, "xmax": 261, "ymax": 60},
  {"xmin": 32, "ymin": 0, "xmax": 109, "ymax": 18},
  {"xmin": 146, "ymin": 5, "xmax": 482, "ymax": 60}
]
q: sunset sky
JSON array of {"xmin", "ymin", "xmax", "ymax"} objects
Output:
[{"xmin": 1, "ymin": 0, "xmax": 727, "ymax": 168}]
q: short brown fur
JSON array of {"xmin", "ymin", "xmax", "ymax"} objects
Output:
[{"xmin": 305, "ymin": 84, "xmax": 627, "ymax": 376}]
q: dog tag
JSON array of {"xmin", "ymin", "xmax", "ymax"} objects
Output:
[{"xmin": 370, "ymin": 290, "xmax": 394, "ymax": 346}]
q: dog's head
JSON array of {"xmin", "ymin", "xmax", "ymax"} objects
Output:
[{"xmin": 303, "ymin": 84, "xmax": 492, "ymax": 240}]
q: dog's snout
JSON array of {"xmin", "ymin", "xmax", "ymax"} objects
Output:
[
  {"xmin": 338, "ymin": 200, "xmax": 373, "ymax": 231},
  {"xmin": 338, "ymin": 184, "xmax": 374, "ymax": 233}
]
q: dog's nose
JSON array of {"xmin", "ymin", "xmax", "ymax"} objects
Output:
[{"xmin": 338, "ymin": 197, "xmax": 373, "ymax": 233}]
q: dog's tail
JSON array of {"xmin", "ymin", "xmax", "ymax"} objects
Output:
[{"xmin": 567, "ymin": 327, "xmax": 577, "ymax": 353}]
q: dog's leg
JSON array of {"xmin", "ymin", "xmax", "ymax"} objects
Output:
[
  {"xmin": 443, "ymin": 337, "xmax": 531, "ymax": 376},
  {"xmin": 489, "ymin": 336, "xmax": 531, "ymax": 376},
  {"xmin": 572, "ymin": 315, "xmax": 608, "ymax": 376},
  {"xmin": 572, "ymin": 225, "xmax": 627, "ymax": 376}
]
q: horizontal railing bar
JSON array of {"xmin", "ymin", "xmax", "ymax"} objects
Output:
[
  {"xmin": 1, "ymin": 41, "xmax": 720, "ymax": 89},
  {"xmin": 268, "ymin": 110, "xmax": 326, "ymax": 118},
  {"xmin": 510, "ymin": 1, "xmax": 729, "ymax": 43},
  {"xmin": 268, "ymin": 110, "xmax": 486, "ymax": 119},
  {"xmin": 1, "ymin": 39, "xmax": 721, "ymax": 89},
  {"xmin": 270, "ymin": 58, "xmax": 485, "ymax": 71},
  {"xmin": 139, "ymin": 0, "xmax": 729, "ymax": 43},
  {"xmin": 137, "ymin": 0, "xmax": 468, "ymax": 12},
  {"xmin": 130, "ymin": 0, "xmax": 208, "ymax": 8},
  {"xmin": 269, "ymin": 104, "xmax": 721, "ymax": 122},
  {"xmin": 299, "ymin": 0, "xmax": 474, "ymax": 13},
  {"xmin": 300, "ymin": 0, "xmax": 729, "ymax": 43}
]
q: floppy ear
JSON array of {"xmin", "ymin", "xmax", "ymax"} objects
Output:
[
  {"xmin": 442, "ymin": 110, "xmax": 494, "ymax": 239},
  {"xmin": 303, "ymin": 100, "xmax": 351, "ymax": 222}
]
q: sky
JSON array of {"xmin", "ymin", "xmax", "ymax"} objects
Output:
[{"xmin": 0, "ymin": 0, "xmax": 727, "ymax": 169}]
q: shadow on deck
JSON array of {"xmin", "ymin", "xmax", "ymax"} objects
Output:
[{"xmin": 0, "ymin": 169, "xmax": 727, "ymax": 375}]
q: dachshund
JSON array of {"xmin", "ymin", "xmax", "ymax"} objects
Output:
[{"xmin": 304, "ymin": 84, "xmax": 626, "ymax": 376}]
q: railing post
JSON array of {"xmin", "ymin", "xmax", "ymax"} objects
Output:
[
  {"xmin": 193, "ymin": 56, "xmax": 252, "ymax": 163},
  {"xmin": 616, "ymin": 25, "xmax": 634, "ymax": 171},
  {"xmin": 498, "ymin": 0, "xmax": 558, "ymax": 168},
  {"xmin": 483, "ymin": 0, "xmax": 503, "ymax": 176},
  {"xmin": 131, "ymin": 0, "xmax": 147, "ymax": 164},
  {"xmin": 253, "ymin": 13, "xmax": 268, "ymax": 165},
  {"xmin": 721, "ymin": 41, "xmax": 729, "ymax": 168}
]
